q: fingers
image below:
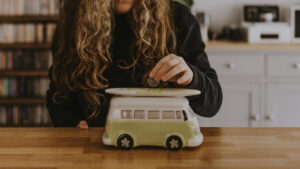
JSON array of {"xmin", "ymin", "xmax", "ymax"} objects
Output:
[
  {"xmin": 168, "ymin": 76, "xmax": 178, "ymax": 83},
  {"xmin": 177, "ymin": 70, "xmax": 193, "ymax": 85},
  {"xmin": 77, "ymin": 120, "xmax": 89, "ymax": 130},
  {"xmin": 161, "ymin": 64, "xmax": 185, "ymax": 82},
  {"xmin": 149, "ymin": 54, "xmax": 193, "ymax": 86},
  {"xmin": 149, "ymin": 56, "xmax": 169, "ymax": 79},
  {"xmin": 150, "ymin": 54, "xmax": 181, "ymax": 81}
]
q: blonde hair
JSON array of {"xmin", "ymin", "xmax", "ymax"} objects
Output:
[{"xmin": 51, "ymin": 0, "xmax": 177, "ymax": 119}]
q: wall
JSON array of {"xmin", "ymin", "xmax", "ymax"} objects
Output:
[{"xmin": 192, "ymin": 0, "xmax": 300, "ymax": 33}]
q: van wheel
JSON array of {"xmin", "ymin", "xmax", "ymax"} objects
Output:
[
  {"xmin": 117, "ymin": 134, "xmax": 134, "ymax": 150},
  {"xmin": 166, "ymin": 136, "xmax": 183, "ymax": 151}
]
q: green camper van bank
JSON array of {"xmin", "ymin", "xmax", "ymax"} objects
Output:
[{"xmin": 102, "ymin": 92, "xmax": 203, "ymax": 151}]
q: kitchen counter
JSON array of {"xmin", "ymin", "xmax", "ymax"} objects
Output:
[
  {"xmin": 0, "ymin": 128, "xmax": 300, "ymax": 169},
  {"xmin": 206, "ymin": 40, "xmax": 300, "ymax": 51}
]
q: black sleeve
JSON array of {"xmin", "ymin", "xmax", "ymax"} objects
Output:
[
  {"xmin": 46, "ymin": 28, "xmax": 85, "ymax": 127},
  {"xmin": 173, "ymin": 2, "xmax": 223, "ymax": 117}
]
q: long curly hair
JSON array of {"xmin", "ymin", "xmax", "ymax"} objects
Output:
[{"xmin": 51, "ymin": 0, "xmax": 177, "ymax": 119}]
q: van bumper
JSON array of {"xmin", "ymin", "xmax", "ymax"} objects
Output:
[
  {"xmin": 187, "ymin": 133, "xmax": 203, "ymax": 147},
  {"xmin": 102, "ymin": 133, "xmax": 112, "ymax": 145}
]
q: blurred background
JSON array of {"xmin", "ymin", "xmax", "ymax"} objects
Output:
[
  {"xmin": 0, "ymin": 0, "xmax": 58, "ymax": 127},
  {"xmin": 0, "ymin": 0, "xmax": 299, "ymax": 127}
]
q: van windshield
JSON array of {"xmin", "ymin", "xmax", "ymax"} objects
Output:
[{"xmin": 187, "ymin": 106, "xmax": 196, "ymax": 118}]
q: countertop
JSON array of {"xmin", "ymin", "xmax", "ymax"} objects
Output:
[
  {"xmin": 206, "ymin": 41, "xmax": 300, "ymax": 51},
  {"xmin": 1, "ymin": 128, "xmax": 300, "ymax": 169}
]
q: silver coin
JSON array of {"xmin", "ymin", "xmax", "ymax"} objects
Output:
[{"xmin": 147, "ymin": 78, "xmax": 160, "ymax": 87}]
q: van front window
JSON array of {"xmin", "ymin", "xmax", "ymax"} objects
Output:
[
  {"xmin": 182, "ymin": 110, "xmax": 188, "ymax": 121},
  {"xmin": 187, "ymin": 106, "xmax": 196, "ymax": 118},
  {"xmin": 176, "ymin": 111, "xmax": 182, "ymax": 120}
]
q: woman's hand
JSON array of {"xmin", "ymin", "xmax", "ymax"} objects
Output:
[
  {"xmin": 77, "ymin": 120, "xmax": 89, "ymax": 130},
  {"xmin": 149, "ymin": 54, "xmax": 193, "ymax": 86}
]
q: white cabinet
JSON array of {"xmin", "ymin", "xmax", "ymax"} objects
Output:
[
  {"xmin": 265, "ymin": 53, "xmax": 300, "ymax": 127},
  {"xmin": 201, "ymin": 50, "xmax": 300, "ymax": 127},
  {"xmin": 265, "ymin": 83, "xmax": 300, "ymax": 127},
  {"xmin": 198, "ymin": 82, "xmax": 261, "ymax": 127},
  {"xmin": 209, "ymin": 52, "xmax": 264, "ymax": 77},
  {"xmin": 197, "ymin": 51, "xmax": 264, "ymax": 127},
  {"xmin": 267, "ymin": 54, "xmax": 300, "ymax": 77}
]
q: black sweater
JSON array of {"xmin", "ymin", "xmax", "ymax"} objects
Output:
[{"xmin": 47, "ymin": 2, "xmax": 223, "ymax": 127}]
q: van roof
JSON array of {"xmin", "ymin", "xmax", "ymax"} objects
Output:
[
  {"xmin": 105, "ymin": 88, "xmax": 201, "ymax": 97},
  {"xmin": 110, "ymin": 96, "xmax": 189, "ymax": 109}
]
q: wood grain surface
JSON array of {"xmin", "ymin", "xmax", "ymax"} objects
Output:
[
  {"xmin": 0, "ymin": 128, "xmax": 300, "ymax": 169},
  {"xmin": 206, "ymin": 41, "xmax": 300, "ymax": 51}
]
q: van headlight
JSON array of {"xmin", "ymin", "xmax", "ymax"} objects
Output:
[{"xmin": 193, "ymin": 127, "xmax": 200, "ymax": 134}]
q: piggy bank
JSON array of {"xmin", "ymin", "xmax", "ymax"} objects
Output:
[{"xmin": 102, "ymin": 88, "xmax": 203, "ymax": 151}]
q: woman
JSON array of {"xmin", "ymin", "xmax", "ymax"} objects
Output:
[{"xmin": 47, "ymin": 0, "xmax": 223, "ymax": 129}]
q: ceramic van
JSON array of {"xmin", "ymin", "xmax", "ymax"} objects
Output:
[{"xmin": 102, "ymin": 88, "xmax": 203, "ymax": 151}]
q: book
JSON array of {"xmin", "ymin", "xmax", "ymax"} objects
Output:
[
  {"xmin": 0, "ymin": 77, "xmax": 50, "ymax": 97},
  {"xmin": 0, "ymin": 105, "xmax": 51, "ymax": 126},
  {"xmin": 46, "ymin": 23, "xmax": 57, "ymax": 43},
  {"xmin": 0, "ymin": 106, "xmax": 6, "ymax": 125},
  {"xmin": 0, "ymin": 0, "xmax": 59, "ymax": 16},
  {"xmin": 0, "ymin": 23, "xmax": 56, "ymax": 44}
]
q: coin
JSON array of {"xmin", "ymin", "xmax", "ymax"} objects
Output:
[{"xmin": 147, "ymin": 77, "xmax": 160, "ymax": 88}]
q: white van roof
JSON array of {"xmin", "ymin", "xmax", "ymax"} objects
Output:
[
  {"xmin": 110, "ymin": 96, "xmax": 190, "ymax": 109},
  {"xmin": 105, "ymin": 88, "xmax": 201, "ymax": 97}
]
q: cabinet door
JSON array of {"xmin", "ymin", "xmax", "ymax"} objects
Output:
[
  {"xmin": 197, "ymin": 82, "xmax": 262, "ymax": 127},
  {"xmin": 265, "ymin": 83, "xmax": 300, "ymax": 127}
]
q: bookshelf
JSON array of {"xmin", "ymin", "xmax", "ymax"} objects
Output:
[
  {"xmin": 0, "ymin": 98, "xmax": 46, "ymax": 105},
  {"xmin": 0, "ymin": 43, "xmax": 52, "ymax": 50},
  {"xmin": 0, "ymin": 0, "xmax": 59, "ymax": 127},
  {"xmin": 0, "ymin": 15, "xmax": 58, "ymax": 23},
  {"xmin": 0, "ymin": 71, "xmax": 48, "ymax": 77}
]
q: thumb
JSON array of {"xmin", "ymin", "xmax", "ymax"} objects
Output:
[{"xmin": 77, "ymin": 120, "xmax": 89, "ymax": 130}]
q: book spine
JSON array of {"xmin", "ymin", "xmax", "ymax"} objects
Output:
[
  {"xmin": 3, "ymin": 0, "xmax": 8, "ymax": 15},
  {"xmin": 14, "ymin": 78, "xmax": 18, "ymax": 97},
  {"xmin": 0, "ymin": 0, "xmax": 3, "ymax": 15},
  {"xmin": 12, "ymin": 106, "xmax": 19, "ymax": 125},
  {"xmin": 0, "ymin": 79, "xmax": 3, "ymax": 96},
  {"xmin": 0, "ymin": 24, "xmax": 3, "ymax": 43},
  {"xmin": 3, "ymin": 79, "xmax": 8, "ymax": 97},
  {"xmin": 5, "ymin": 51, "xmax": 8, "ymax": 70},
  {"xmin": 46, "ymin": 23, "xmax": 56, "ymax": 43},
  {"xmin": 9, "ymin": 78, "xmax": 14, "ymax": 97},
  {"xmin": 19, "ymin": 24, "xmax": 25, "ymax": 43},
  {"xmin": 0, "ymin": 107, "xmax": 7, "ymax": 126},
  {"xmin": 0, "ymin": 51, "xmax": 2, "ymax": 70},
  {"xmin": 9, "ymin": 0, "xmax": 14, "ymax": 15},
  {"xmin": 2, "ymin": 51, "xmax": 6, "ymax": 70},
  {"xmin": 36, "ymin": 24, "xmax": 44, "ymax": 43}
]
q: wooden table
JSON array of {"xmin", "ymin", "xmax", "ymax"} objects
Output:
[
  {"xmin": 0, "ymin": 128, "xmax": 300, "ymax": 169},
  {"xmin": 206, "ymin": 40, "xmax": 300, "ymax": 51}
]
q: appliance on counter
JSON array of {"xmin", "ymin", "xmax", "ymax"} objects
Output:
[
  {"xmin": 195, "ymin": 11, "xmax": 209, "ymax": 42},
  {"xmin": 242, "ymin": 5, "xmax": 291, "ymax": 44},
  {"xmin": 290, "ymin": 6, "xmax": 300, "ymax": 43},
  {"xmin": 243, "ymin": 5, "xmax": 280, "ymax": 23},
  {"xmin": 245, "ymin": 23, "xmax": 291, "ymax": 44},
  {"xmin": 216, "ymin": 25, "xmax": 246, "ymax": 41}
]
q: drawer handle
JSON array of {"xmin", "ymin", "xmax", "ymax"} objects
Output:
[
  {"xmin": 293, "ymin": 63, "xmax": 300, "ymax": 70},
  {"xmin": 250, "ymin": 114, "xmax": 260, "ymax": 121},
  {"xmin": 265, "ymin": 115, "xmax": 275, "ymax": 121},
  {"xmin": 226, "ymin": 63, "xmax": 236, "ymax": 70}
]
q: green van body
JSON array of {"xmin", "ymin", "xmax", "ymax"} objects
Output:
[
  {"xmin": 102, "ymin": 96, "xmax": 203, "ymax": 149},
  {"xmin": 105, "ymin": 120, "xmax": 199, "ymax": 147}
]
